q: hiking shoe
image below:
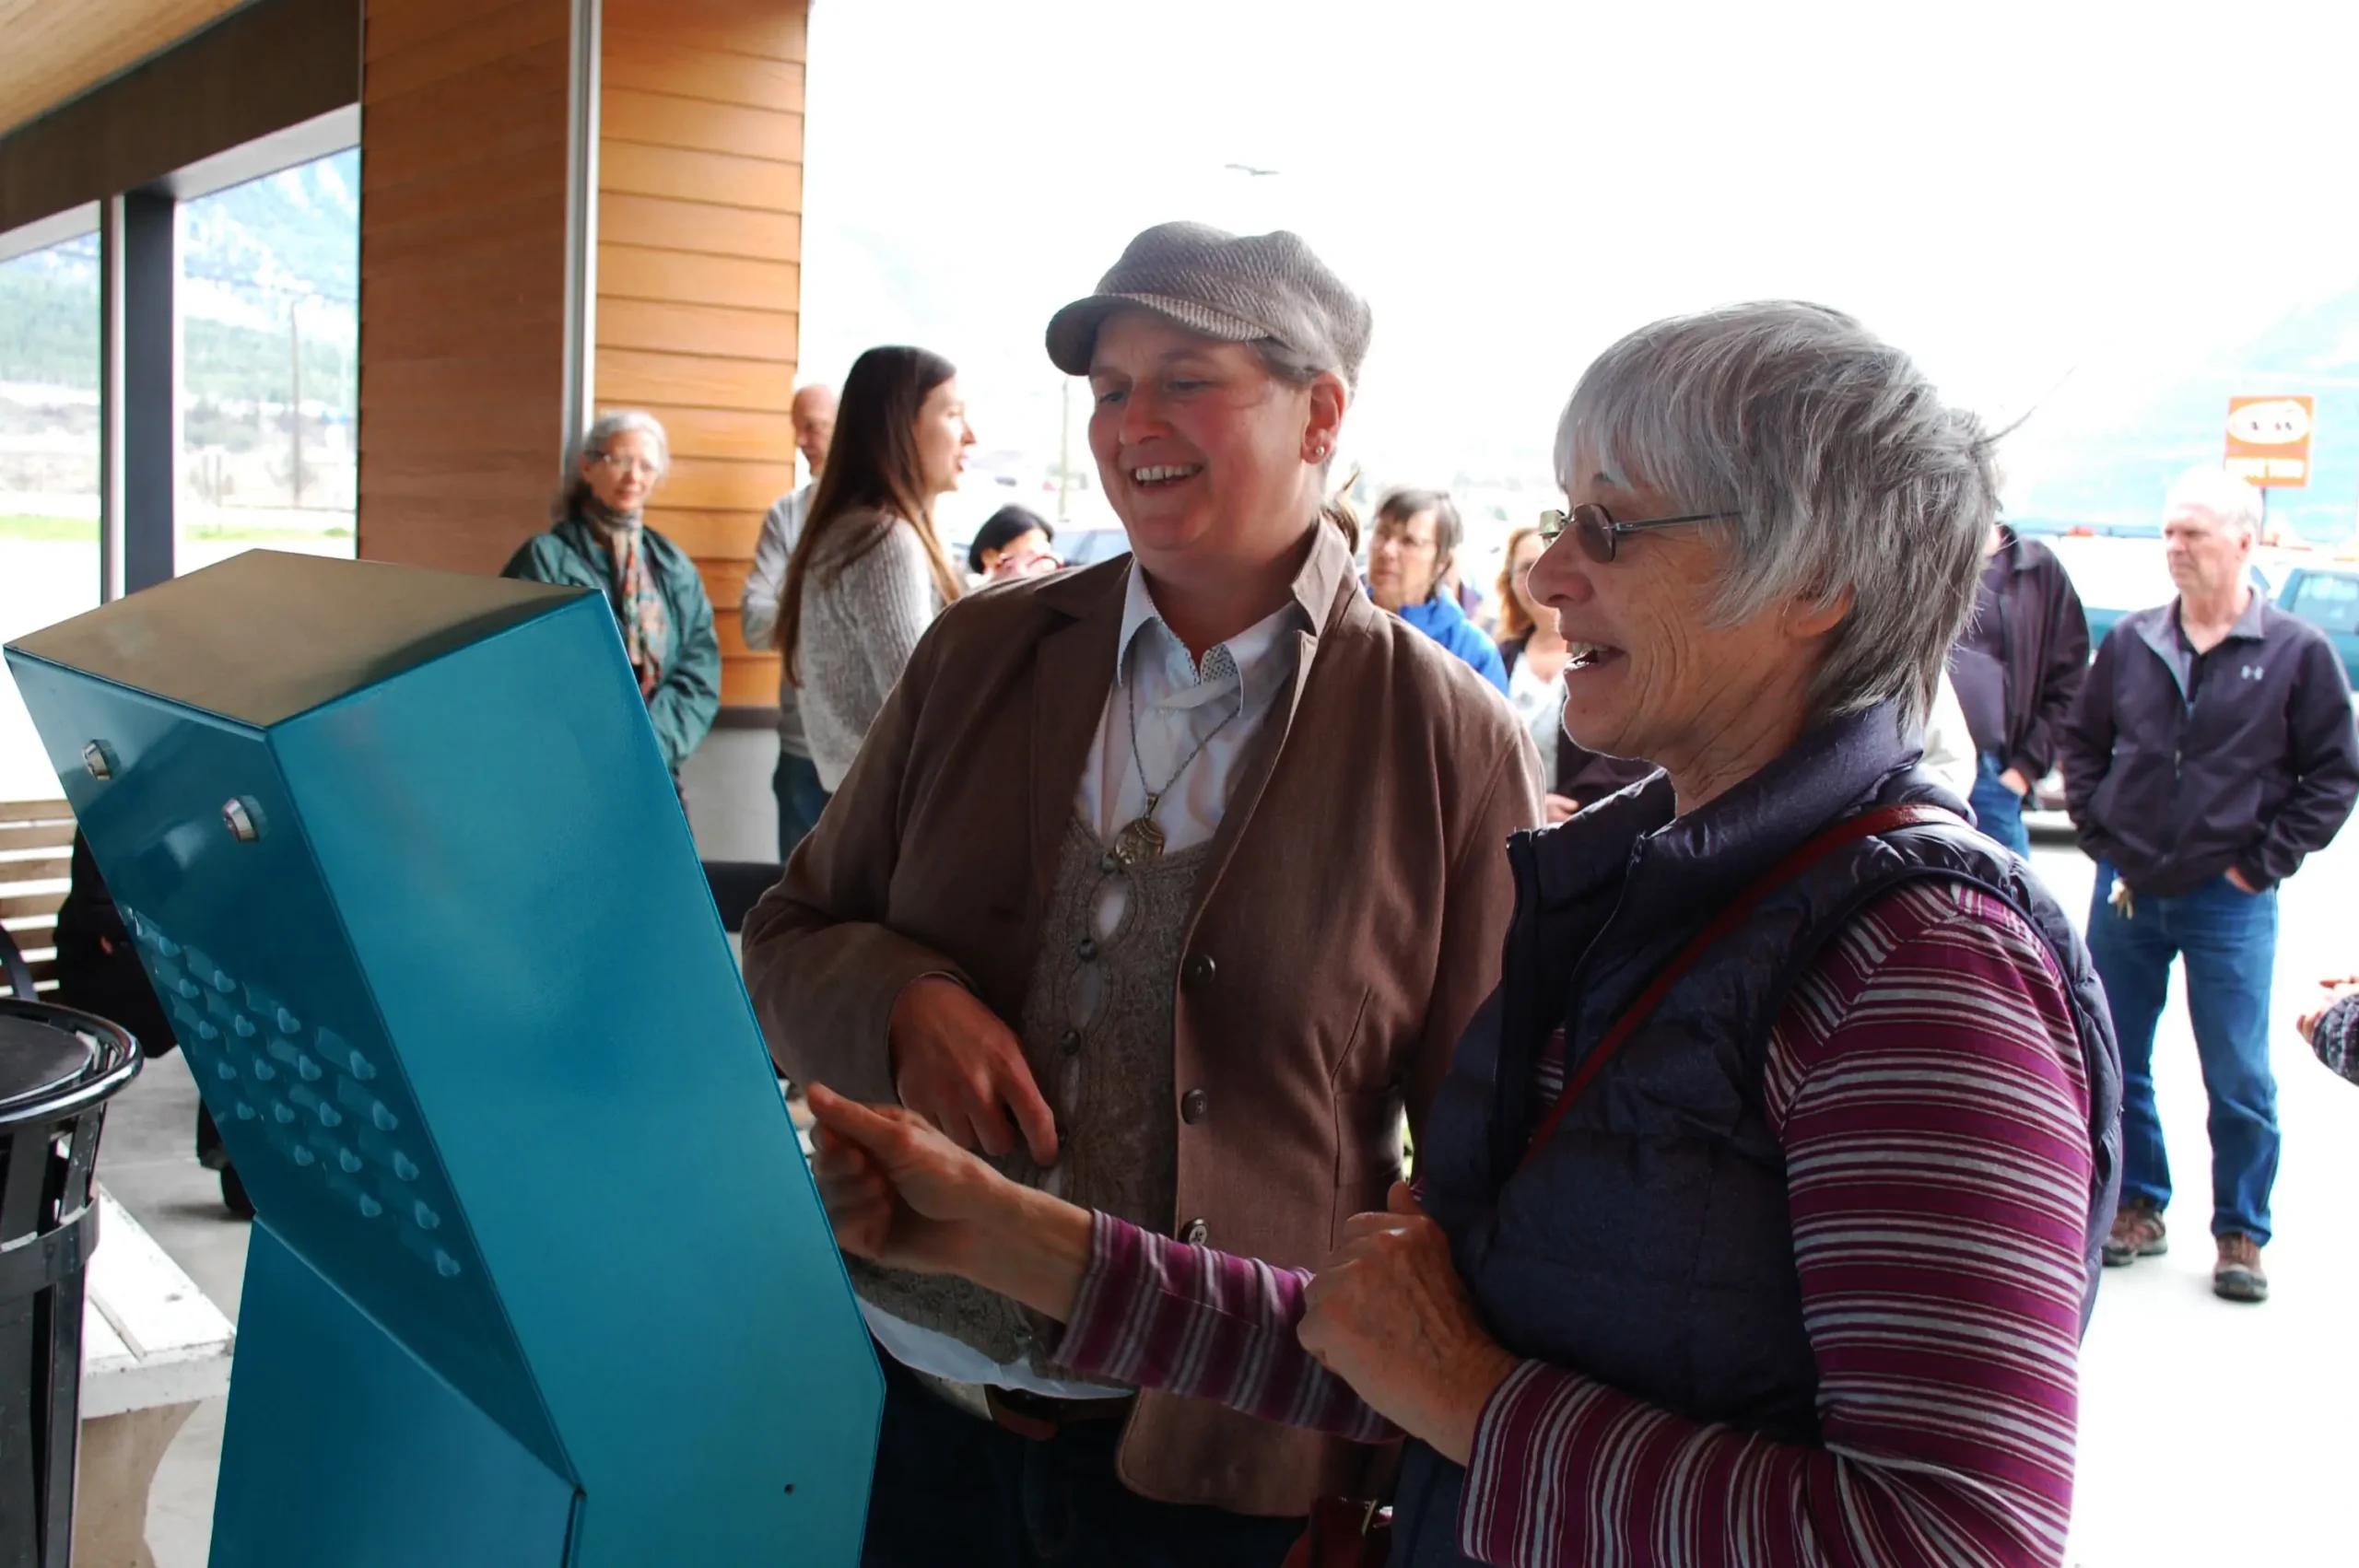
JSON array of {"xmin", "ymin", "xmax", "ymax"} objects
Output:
[
  {"xmin": 2103, "ymin": 1197, "xmax": 2167, "ymax": 1267},
  {"xmin": 2213, "ymin": 1234, "xmax": 2268, "ymax": 1304}
]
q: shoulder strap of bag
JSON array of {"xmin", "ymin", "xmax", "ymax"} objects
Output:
[{"xmin": 1516, "ymin": 802, "xmax": 1962, "ymax": 1175}]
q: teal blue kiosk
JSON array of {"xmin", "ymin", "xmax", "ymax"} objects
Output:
[{"xmin": 5, "ymin": 551, "xmax": 882, "ymax": 1566}]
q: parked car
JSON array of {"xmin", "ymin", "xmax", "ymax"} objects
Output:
[
  {"xmin": 2277, "ymin": 562, "xmax": 2359, "ymax": 683},
  {"xmin": 2043, "ymin": 532, "xmax": 2273, "ymax": 649},
  {"xmin": 1056, "ymin": 528, "xmax": 1131, "ymax": 568}
]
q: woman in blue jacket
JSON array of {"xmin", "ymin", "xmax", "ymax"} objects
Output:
[{"xmin": 1367, "ymin": 487, "xmax": 1508, "ymax": 693}]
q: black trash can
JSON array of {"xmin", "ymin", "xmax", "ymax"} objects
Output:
[{"xmin": 0, "ymin": 998, "xmax": 140, "ymax": 1568}]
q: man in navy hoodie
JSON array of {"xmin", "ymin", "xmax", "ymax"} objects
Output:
[
  {"xmin": 1367, "ymin": 488, "xmax": 1509, "ymax": 693},
  {"xmin": 2060, "ymin": 465, "xmax": 2359, "ymax": 1305}
]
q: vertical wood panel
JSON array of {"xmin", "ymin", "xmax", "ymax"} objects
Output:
[
  {"xmin": 597, "ymin": 0, "xmax": 807, "ymax": 712},
  {"xmin": 358, "ymin": 0, "xmax": 571, "ymax": 574}
]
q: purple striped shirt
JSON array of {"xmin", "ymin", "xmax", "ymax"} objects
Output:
[{"xmin": 1051, "ymin": 881, "xmax": 2094, "ymax": 1568}]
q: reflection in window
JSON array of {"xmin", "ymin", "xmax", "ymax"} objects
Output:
[{"xmin": 180, "ymin": 146, "xmax": 358, "ymax": 569}]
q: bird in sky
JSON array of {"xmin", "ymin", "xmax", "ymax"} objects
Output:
[{"xmin": 1224, "ymin": 162, "xmax": 1280, "ymax": 177}]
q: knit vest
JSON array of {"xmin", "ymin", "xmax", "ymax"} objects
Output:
[
  {"xmin": 1384, "ymin": 704, "xmax": 2123, "ymax": 1566},
  {"xmin": 846, "ymin": 816, "xmax": 1206, "ymax": 1374}
]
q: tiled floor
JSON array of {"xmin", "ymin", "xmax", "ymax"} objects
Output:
[{"xmin": 82, "ymin": 745, "xmax": 2359, "ymax": 1565}]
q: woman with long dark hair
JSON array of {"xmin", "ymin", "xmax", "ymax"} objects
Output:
[{"xmin": 777, "ymin": 346, "xmax": 973, "ymax": 791}]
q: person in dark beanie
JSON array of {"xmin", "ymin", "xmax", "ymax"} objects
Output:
[
  {"xmin": 2061, "ymin": 465, "xmax": 2359, "ymax": 1304},
  {"xmin": 967, "ymin": 505, "xmax": 1059, "ymax": 582},
  {"xmin": 1946, "ymin": 519, "xmax": 2088, "ymax": 855}
]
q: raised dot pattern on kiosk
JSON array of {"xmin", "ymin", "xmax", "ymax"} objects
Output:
[{"xmin": 125, "ymin": 906, "xmax": 464, "ymax": 1282}]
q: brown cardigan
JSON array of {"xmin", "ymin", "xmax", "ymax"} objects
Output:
[{"xmin": 742, "ymin": 522, "xmax": 1539, "ymax": 1515}]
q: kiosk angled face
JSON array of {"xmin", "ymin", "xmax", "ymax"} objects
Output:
[{"xmin": 6, "ymin": 552, "xmax": 882, "ymax": 1567}]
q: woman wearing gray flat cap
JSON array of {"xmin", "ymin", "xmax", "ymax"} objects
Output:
[
  {"xmin": 807, "ymin": 302, "xmax": 2123, "ymax": 1568},
  {"xmin": 743, "ymin": 222, "xmax": 1539, "ymax": 1563}
]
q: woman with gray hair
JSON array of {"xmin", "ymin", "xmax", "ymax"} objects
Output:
[
  {"xmin": 502, "ymin": 409, "xmax": 721, "ymax": 776},
  {"xmin": 805, "ymin": 301, "xmax": 2124, "ymax": 1567}
]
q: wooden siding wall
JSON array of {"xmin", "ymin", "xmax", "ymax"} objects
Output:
[
  {"xmin": 596, "ymin": 0, "xmax": 806, "ymax": 708},
  {"xmin": 358, "ymin": 0, "xmax": 572, "ymax": 573}
]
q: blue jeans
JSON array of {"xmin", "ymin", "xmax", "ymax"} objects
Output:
[
  {"xmin": 2084, "ymin": 861, "xmax": 2280, "ymax": 1243},
  {"xmin": 774, "ymin": 750, "xmax": 830, "ymax": 860},
  {"xmin": 1968, "ymin": 751, "xmax": 2032, "ymax": 857}
]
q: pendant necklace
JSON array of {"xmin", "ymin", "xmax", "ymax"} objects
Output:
[{"xmin": 1111, "ymin": 667, "xmax": 1238, "ymax": 869}]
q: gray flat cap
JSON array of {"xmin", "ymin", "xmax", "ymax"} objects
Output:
[{"xmin": 1045, "ymin": 221, "xmax": 1372, "ymax": 388}]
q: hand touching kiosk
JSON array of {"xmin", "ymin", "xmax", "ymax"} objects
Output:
[{"xmin": 6, "ymin": 551, "xmax": 881, "ymax": 1567}]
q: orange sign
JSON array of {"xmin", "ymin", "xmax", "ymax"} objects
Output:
[{"xmin": 2224, "ymin": 394, "xmax": 2315, "ymax": 487}]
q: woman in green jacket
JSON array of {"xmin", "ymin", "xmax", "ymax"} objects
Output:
[{"xmin": 503, "ymin": 409, "xmax": 721, "ymax": 776}]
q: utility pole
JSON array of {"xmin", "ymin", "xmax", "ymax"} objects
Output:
[{"xmin": 288, "ymin": 295, "xmax": 305, "ymax": 509}]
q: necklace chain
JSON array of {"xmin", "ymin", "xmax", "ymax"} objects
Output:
[{"xmin": 1124, "ymin": 661, "xmax": 1239, "ymax": 829}]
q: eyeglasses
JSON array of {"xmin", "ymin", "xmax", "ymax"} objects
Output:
[
  {"xmin": 1538, "ymin": 502, "xmax": 1738, "ymax": 563},
  {"xmin": 1371, "ymin": 524, "xmax": 1438, "ymax": 553},
  {"xmin": 596, "ymin": 454, "xmax": 662, "ymax": 478}
]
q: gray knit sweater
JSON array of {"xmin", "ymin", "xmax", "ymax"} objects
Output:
[{"xmin": 795, "ymin": 510, "xmax": 945, "ymax": 790}]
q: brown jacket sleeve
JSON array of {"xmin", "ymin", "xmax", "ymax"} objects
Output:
[
  {"xmin": 1405, "ymin": 721, "xmax": 1543, "ymax": 1143},
  {"xmin": 740, "ymin": 622, "xmax": 968, "ymax": 1104}
]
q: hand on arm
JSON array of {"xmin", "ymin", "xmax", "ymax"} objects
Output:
[
  {"xmin": 1297, "ymin": 1183, "xmax": 1519, "ymax": 1464},
  {"xmin": 804, "ymin": 1084, "xmax": 1090, "ymax": 1318},
  {"xmin": 888, "ymin": 977, "xmax": 1058, "ymax": 1164}
]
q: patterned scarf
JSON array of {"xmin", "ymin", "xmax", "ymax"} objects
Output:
[{"xmin": 581, "ymin": 499, "xmax": 670, "ymax": 697}]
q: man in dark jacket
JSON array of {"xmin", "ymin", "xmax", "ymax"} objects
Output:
[
  {"xmin": 1948, "ymin": 521, "xmax": 2089, "ymax": 854},
  {"xmin": 2060, "ymin": 467, "xmax": 2359, "ymax": 1305}
]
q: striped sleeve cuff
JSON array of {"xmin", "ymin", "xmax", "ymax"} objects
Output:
[{"xmin": 1050, "ymin": 1213, "xmax": 1397, "ymax": 1443}]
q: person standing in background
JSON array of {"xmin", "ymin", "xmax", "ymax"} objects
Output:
[
  {"xmin": 1367, "ymin": 488, "xmax": 1508, "ymax": 693},
  {"xmin": 967, "ymin": 504, "xmax": 1061, "ymax": 583},
  {"xmin": 1495, "ymin": 521, "xmax": 1652, "ymax": 822},
  {"xmin": 2060, "ymin": 465, "xmax": 2359, "ymax": 1304},
  {"xmin": 1948, "ymin": 518, "xmax": 2088, "ymax": 855},
  {"xmin": 743, "ymin": 382, "xmax": 840, "ymax": 859},
  {"xmin": 503, "ymin": 409, "xmax": 720, "ymax": 780},
  {"xmin": 776, "ymin": 347, "xmax": 972, "ymax": 795}
]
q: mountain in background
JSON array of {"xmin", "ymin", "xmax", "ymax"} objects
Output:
[
  {"xmin": 5, "ymin": 148, "xmax": 2358, "ymax": 542},
  {"xmin": 0, "ymin": 152, "xmax": 358, "ymax": 409}
]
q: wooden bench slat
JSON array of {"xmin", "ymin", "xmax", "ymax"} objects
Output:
[
  {"xmin": 0, "ymin": 821, "xmax": 76, "ymax": 851},
  {"xmin": 0, "ymin": 895, "xmax": 65, "ymax": 921},
  {"xmin": 0, "ymin": 857, "xmax": 71, "ymax": 886},
  {"xmin": 0, "ymin": 800, "xmax": 73, "ymax": 825}
]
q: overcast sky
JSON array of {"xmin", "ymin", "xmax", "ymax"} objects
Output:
[{"xmin": 799, "ymin": 0, "xmax": 2359, "ymax": 523}]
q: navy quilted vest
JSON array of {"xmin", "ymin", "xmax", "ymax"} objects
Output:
[{"xmin": 1385, "ymin": 703, "xmax": 2122, "ymax": 1567}]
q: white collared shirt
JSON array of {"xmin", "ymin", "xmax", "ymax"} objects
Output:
[
  {"xmin": 1079, "ymin": 561, "xmax": 1309, "ymax": 911},
  {"xmin": 863, "ymin": 560, "xmax": 1309, "ymax": 1398}
]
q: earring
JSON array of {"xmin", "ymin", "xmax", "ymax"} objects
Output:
[{"xmin": 1307, "ymin": 442, "xmax": 1330, "ymax": 462}]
